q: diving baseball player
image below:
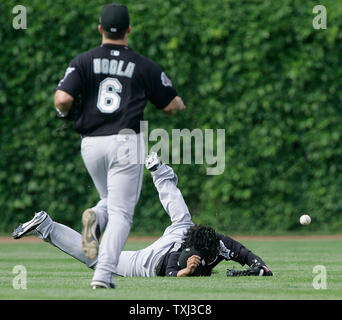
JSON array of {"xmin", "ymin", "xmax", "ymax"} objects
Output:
[
  {"xmin": 12, "ymin": 153, "xmax": 272, "ymax": 287},
  {"xmin": 54, "ymin": 4, "xmax": 185, "ymax": 289}
]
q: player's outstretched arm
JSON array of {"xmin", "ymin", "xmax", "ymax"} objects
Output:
[
  {"xmin": 163, "ymin": 96, "xmax": 186, "ymax": 115},
  {"xmin": 54, "ymin": 89, "xmax": 74, "ymax": 116}
]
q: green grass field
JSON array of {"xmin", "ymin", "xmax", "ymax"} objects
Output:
[{"xmin": 0, "ymin": 238, "xmax": 341, "ymax": 300}]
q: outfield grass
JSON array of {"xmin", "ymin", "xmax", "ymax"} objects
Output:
[{"xmin": 0, "ymin": 239, "xmax": 341, "ymax": 300}]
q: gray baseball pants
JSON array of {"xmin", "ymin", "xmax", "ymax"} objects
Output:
[
  {"xmin": 34, "ymin": 163, "xmax": 194, "ymax": 277},
  {"xmin": 83, "ymin": 132, "xmax": 144, "ymax": 283}
]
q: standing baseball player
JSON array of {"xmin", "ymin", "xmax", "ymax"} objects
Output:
[{"xmin": 54, "ymin": 3, "xmax": 185, "ymax": 289}]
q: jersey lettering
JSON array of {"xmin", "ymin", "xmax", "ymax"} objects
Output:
[{"xmin": 93, "ymin": 58, "xmax": 135, "ymax": 78}]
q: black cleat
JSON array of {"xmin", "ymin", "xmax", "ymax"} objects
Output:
[{"xmin": 12, "ymin": 211, "xmax": 48, "ymax": 239}]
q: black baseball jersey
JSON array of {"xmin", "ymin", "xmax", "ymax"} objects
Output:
[{"xmin": 56, "ymin": 43, "xmax": 177, "ymax": 136}]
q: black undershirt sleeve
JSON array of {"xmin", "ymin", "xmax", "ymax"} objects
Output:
[
  {"xmin": 164, "ymin": 252, "xmax": 181, "ymax": 277},
  {"xmin": 216, "ymin": 233, "xmax": 265, "ymax": 267}
]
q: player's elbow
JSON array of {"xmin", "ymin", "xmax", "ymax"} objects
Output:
[
  {"xmin": 54, "ymin": 90, "xmax": 74, "ymax": 112},
  {"xmin": 162, "ymin": 96, "xmax": 186, "ymax": 115}
]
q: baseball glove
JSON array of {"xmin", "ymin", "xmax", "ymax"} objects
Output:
[{"xmin": 226, "ymin": 263, "xmax": 273, "ymax": 277}]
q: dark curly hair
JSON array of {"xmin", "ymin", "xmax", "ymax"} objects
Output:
[{"xmin": 181, "ymin": 225, "xmax": 220, "ymax": 262}]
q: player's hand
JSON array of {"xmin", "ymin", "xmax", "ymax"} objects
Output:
[
  {"xmin": 163, "ymin": 96, "xmax": 186, "ymax": 115},
  {"xmin": 185, "ymin": 255, "xmax": 201, "ymax": 275},
  {"xmin": 176, "ymin": 96, "xmax": 186, "ymax": 112},
  {"xmin": 176, "ymin": 255, "xmax": 201, "ymax": 277}
]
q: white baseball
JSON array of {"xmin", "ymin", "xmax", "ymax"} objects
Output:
[{"xmin": 300, "ymin": 214, "xmax": 311, "ymax": 225}]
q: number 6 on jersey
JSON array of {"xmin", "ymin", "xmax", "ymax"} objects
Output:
[{"xmin": 97, "ymin": 77, "xmax": 122, "ymax": 113}]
